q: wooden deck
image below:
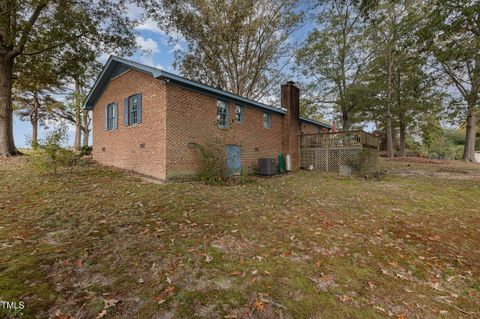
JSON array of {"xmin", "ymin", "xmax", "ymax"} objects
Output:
[
  {"xmin": 300, "ymin": 130, "xmax": 379, "ymax": 149},
  {"xmin": 299, "ymin": 131, "xmax": 379, "ymax": 175}
]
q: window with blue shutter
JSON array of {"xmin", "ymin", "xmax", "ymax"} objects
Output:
[
  {"xmin": 113, "ymin": 103, "xmax": 118, "ymax": 129},
  {"xmin": 104, "ymin": 105, "xmax": 108, "ymax": 130},
  {"xmin": 124, "ymin": 93, "xmax": 142, "ymax": 126},
  {"xmin": 137, "ymin": 94, "xmax": 142, "ymax": 124},
  {"xmin": 124, "ymin": 98, "xmax": 129, "ymax": 126},
  {"xmin": 105, "ymin": 103, "xmax": 117, "ymax": 131}
]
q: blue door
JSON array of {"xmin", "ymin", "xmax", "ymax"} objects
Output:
[{"xmin": 226, "ymin": 145, "xmax": 241, "ymax": 176}]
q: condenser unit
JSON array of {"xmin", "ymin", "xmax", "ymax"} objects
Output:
[{"xmin": 258, "ymin": 158, "xmax": 276, "ymax": 175}]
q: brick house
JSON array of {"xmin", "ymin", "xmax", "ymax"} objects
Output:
[{"xmin": 84, "ymin": 56, "xmax": 331, "ymax": 180}]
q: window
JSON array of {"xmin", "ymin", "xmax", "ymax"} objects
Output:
[
  {"xmin": 105, "ymin": 103, "xmax": 117, "ymax": 131},
  {"xmin": 216, "ymin": 100, "xmax": 228, "ymax": 128},
  {"xmin": 263, "ymin": 112, "xmax": 271, "ymax": 128},
  {"xmin": 124, "ymin": 94, "xmax": 142, "ymax": 126},
  {"xmin": 235, "ymin": 104, "xmax": 244, "ymax": 123}
]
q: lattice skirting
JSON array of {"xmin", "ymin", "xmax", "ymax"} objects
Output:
[{"xmin": 300, "ymin": 147, "xmax": 378, "ymax": 175}]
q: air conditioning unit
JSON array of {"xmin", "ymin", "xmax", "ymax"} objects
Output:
[{"xmin": 258, "ymin": 158, "xmax": 276, "ymax": 175}]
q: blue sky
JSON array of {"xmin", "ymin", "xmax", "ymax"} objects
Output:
[{"xmin": 13, "ymin": 4, "xmax": 315, "ymax": 148}]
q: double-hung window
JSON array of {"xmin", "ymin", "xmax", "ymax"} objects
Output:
[
  {"xmin": 263, "ymin": 112, "xmax": 271, "ymax": 129},
  {"xmin": 216, "ymin": 100, "xmax": 228, "ymax": 128},
  {"xmin": 235, "ymin": 104, "xmax": 244, "ymax": 123},
  {"xmin": 124, "ymin": 93, "xmax": 142, "ymax": 126},
  {"xmin": 105, "ymin": 103, "xmax": 118, "ymax": 131}
]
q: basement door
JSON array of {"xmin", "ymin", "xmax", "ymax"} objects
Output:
[{"xmin": 226, "ymin": 144, "xmax": 241, "ymax": 176}]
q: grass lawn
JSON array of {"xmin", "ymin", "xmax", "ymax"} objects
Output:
[{"xmin": 1, "ymin": 157, "xmax": 479, "ymax": 319}]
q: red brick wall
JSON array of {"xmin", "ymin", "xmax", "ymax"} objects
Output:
[
  {"xmin": 165, "ymin": 83, "xmax": 284, "ymax": 178},
  {"xmin": 301, "ymin": 123, "xmax": 319, "ymax": 135},
  {"xmin": 92, "ymin": 69, "xmax": 167, "ymax": 179}
]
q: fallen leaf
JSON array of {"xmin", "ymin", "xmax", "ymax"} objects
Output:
[
  {"xmin": 103, "ymin": 299, "xmax": 119, "ymax": 309},
  {"xmin": 254, "ymin": 300, "xmax": 266, "ymax": 312},
  {"xmin": 396, "ymin": 273, "xmax": 408, "ymax": 280},
  {"xmin": 205, "ymin": 254, "xmax": 213, "ymax": 263},
  {"xmin": 367, "ymin": 281, "xmax": 375, "ymax": 290},
  {"xmin": 338, "ymin": 295, "xmax": 352, "ymax": 303},
  {"xmin": 164, "ymin": 285, "xmax": 175, "ymax": 295},
  {"xmin": 75, "ymin": 259, "xmax": 83, "ymax": 268},
  {"xmin": 96, "ymin": 310, "xmax": 107, "ymax": 319},
  {"xmin": 374, "ymin": 305, "xmax": 385, "ymax": 313}
]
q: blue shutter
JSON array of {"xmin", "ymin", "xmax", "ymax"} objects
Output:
[
  {"xmin": 137, "ymin": 94, "xmax": 142, "ymax": 124},
  {"xmin": 104, "ymin": 105, "xmax": 108, "ymax": 130},
  {"xmin": 114, "ymin": 103, "xmax": 118, "ymax": 130},
  {"xmin": 124, "ymin": 98, "xmax": 129, "ymax": 126}
]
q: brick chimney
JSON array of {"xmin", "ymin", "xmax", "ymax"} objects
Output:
[{"xmin": 281, "ymin": 81, "xmax": 301, "ymax": 170}]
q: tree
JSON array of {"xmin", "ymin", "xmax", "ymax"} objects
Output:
[
  {"xmin": 0, "ymin": 0, "xmax": 137, "ymax": 156},
  {"xmin": 420, "ymin": 0, "xmax": 480, "ymax": 162},
  {"xmin": 13, "ymin": 54, "xmax": 61, "ymax": 148},
  {"xmin": 297, "ymin": 0, "xmax": 367, "ymax": 131},
  {"xmin": 57, "ymin": 43, "xmax": 102, "ymax": 150},
  {"xmin": 148, "ymin": 0, "xmax": 303, "ymax": 100},
  {"xmin": 369, "ymin": 1, "xmax": 405, "ymax": 158}
]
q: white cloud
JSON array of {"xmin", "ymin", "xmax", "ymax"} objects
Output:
[
  {"xmin": 97, "ymin": 52, "xmax": 110, "ymax": 64},
  {"xmin": 136, "ymin": 18, "xmax": 163, "ymax": 34},
  {"xmin": 135, "ymin": 36, "xmax": 160, "ymax": 54},
  {"xmin": 125, "ymin": 3, "xmax": 145, "ymax": 20},
  {"xmin": 169, "ymin": 43, "xmax": 184, "ymax": 53}
]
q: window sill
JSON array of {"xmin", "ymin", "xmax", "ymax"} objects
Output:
[{"xmin": 125, "ymin": 123, "xmax": 141, "ymax": 128}]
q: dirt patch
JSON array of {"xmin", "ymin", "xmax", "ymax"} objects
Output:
[
  {"xmin": 309, "ymin": 273, "xmax": 337, "ymax": 292},
  {"xmin": 210, "ymin": 234, "xmax": 252, "ymax": 255}
]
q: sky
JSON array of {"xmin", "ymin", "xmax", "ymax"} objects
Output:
[{"xmin": 13, "ymin": 3, "xmax": 315, "ymax": 148}]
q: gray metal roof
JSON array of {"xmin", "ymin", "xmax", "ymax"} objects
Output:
[{"xmin": 84, "ymin": 55, "xmax": 331, "ymax": 129}]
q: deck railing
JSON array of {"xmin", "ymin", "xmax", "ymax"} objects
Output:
[{"xmin": 300, "ymin": 130, "xmax": 379, "ymax": 149}]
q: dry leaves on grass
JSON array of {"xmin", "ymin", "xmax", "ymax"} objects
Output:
[
  {"xmin": 95, "ymin": 298, "xmax": 119, "ymax": 318},
  {"xmin": 254, "ymin": 300, "xmax": 266, "ymax": 312}
]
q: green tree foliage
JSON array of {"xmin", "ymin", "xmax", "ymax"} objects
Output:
[
  {"xmin": 13, "ymin": 54, "xmax": 61, "ymax": 148},
  {"xmin": 0, "ymin": 0, "xmax": 138, "ymax": 156},
  {"xmin": 146, "ymin": 0, "xmax": 303, "ymax": 100},
  {"xmin": 419, "ymin": 0, "xmax": 480, "ymax": 162},
  {"xmin": 297, "ymin": 0, "xmax": 367, "ymax": 131}
]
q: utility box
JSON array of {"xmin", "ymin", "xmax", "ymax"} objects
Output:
[{"xmin": 258, "ymin": 158, "xmax": 276, "ymax": 175}]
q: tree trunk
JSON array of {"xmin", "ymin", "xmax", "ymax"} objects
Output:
[
  {"xmin": 399, "ymin": 117, "xmax": 406, "ymax": 157},
  {"xmin": 74, "ymin": 78, "xmax": 81, "ymax": 150},
  {"xmin": 463, "ymin": 107, "xmax": 477, "ymax": 162},
  {"xmin": 341, "ymin": 110, "xmax": 350, "ymax": 132},
  {"xmin": 398, "ymin": 73, "xmax": 406, "ymax": 157},
  {"xmin": 386, "ymin": 53, "xmax": 395, "ymax": 158},
  {"xmin": 0, "ymin": 56, "xmax": 18, "ymax": 156},
  {"xmin": 31, "ymin": 107, "xmax": 39, "ymax": 149},
  {"xmin": 82, "ymin": 109, "xmax": 89, "ymax": 147}
]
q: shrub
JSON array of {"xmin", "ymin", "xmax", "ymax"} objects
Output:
[
  {"xmin": 193, "ymin": 141, "xmax": 228, "ymax": 185},
  {"xmin": 80, "ymin": 145, "xmax": 93, "ymax": 156},
  {"xmin": 29, "ymin": 125, "xmax": 80, "ymax": 176}
]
